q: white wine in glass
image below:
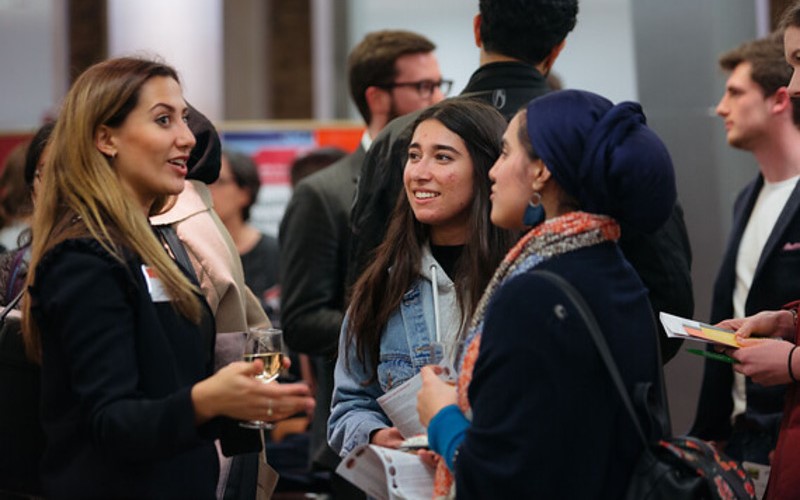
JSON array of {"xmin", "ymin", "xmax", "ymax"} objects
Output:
[
  {"xmin": 243, "ymin": 351, "xmax": 284, "ymax": 384},
  {"xmin": 240, "ymin": 327, "xmax": 283, "ymax": 429}
]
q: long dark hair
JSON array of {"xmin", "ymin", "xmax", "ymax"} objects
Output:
[{"xmin": 347, "ymin": 98, "xmax": 515, "ymax": 377}]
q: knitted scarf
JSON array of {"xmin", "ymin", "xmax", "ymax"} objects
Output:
[{"xmin": 433, "ymin": 211, "xmax": 621, "ymax": 497}]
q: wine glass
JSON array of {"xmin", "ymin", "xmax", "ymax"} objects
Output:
[{"xmin": 240, "ymin": 327, "xmax": 284, "ymax": 429}]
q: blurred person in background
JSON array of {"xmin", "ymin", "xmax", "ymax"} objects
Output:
[
  {"xmin": 0, "ymin": 121, "xmax": 53, "ymax": 498},
  {"xmin": 209, "ymin": 150, "xmax": 279, "ymax": 317},
  {"xmin": 289, "ymin": 147, "xmax": 347, "ymax": 188},
  {"xmin": 691, "ymin": 33, "xmax": 800, "ymax": 471},
  {"xmin": 708, "ymin": 5, "xmax": 800, "ymax": 498},
  {"xmin": 0, "ymin": 143, "xmax": 33, "ymax": 250}
]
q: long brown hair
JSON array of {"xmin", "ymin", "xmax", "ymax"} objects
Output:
[
  {"xmin": 346, "ymin": 99, "xmax": 515, "ymax": 377},
  {"xmin": 23, "ymin": 57, "xmax": 201, "ymax": 361}
]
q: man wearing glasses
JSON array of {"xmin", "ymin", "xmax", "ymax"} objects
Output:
[{"xmin": 279, "ymin": 29, "xmax": 445, "ymax": 499}]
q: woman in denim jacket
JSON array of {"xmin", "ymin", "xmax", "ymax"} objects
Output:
[{"xmin": 328, "ymin": 99, "xmax": 515, "ymax": 458}]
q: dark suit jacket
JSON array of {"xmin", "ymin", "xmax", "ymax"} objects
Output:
[
  {"xmin": 279, "ymin": 146, "xmax": 364, "ymax": 468},
  {"xmin": 692, "ymin": 175, "xmax": 800, "ymax": 442}
]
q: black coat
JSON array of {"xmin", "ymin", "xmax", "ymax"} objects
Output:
[
  {"xmin": 456, "ymin": 243, "xmax": 661, "ymax": 499},
  {"xmin": 30, "ymin": 238, "xmax": 252, "ymax": 499}
]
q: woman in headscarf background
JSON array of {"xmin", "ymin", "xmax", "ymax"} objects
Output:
[{"xmin": 417, "ymin": 90, "xmax": 677, "ymax": 499}]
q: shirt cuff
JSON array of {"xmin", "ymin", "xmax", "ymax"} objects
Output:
[{"xmin": 427, "ymin": 404, "xmax": 469, "ymax": 470}]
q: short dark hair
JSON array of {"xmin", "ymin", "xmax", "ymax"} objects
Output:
[
  {"xmin": 290, "ymin": 147, "xmax": 347, "ymax": 187},
  {"xmin": 348, "ymin": 30, "xmax": 436, "ymax": 124},
  {"xmin": 780, "ymin": 1, "xmax": 800, "ymax": 31},
  {"xmin": 719, "ymin": 33, "xmax": 800, "ymax": 126},
  {"xmin": 221, "ymin": 150, "xmax": 261, "ymax": 221},
  {"xmin": 24, "ymin": 121, "xmax": 55, "ymax": 186},
  {"xmin": 479, "ymin": 0, "xmax": 578, "ymax": 66}
]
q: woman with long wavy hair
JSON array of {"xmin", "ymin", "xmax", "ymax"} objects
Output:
[
  {"xmin": 21, "ymin": 57, "xmax": 309, "ymax": 498},
  {"xmin": 328, "ymin": 99, "xmax": 515, "ymax": 459}
]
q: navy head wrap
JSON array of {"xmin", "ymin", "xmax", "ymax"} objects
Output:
[
  {"xmin": 185, "ymin": 104, "xmax": 221, "ymax": 184},
  {"xmin": 525, "ymin": 90, "xmax": 676, "ymax": 233}
]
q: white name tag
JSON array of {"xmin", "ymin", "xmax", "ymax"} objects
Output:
[{"xmin": 141, "ymin": 265, "xmax": 172, "ymax": 302}]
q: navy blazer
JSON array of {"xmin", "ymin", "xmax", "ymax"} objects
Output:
[
  {"xmin": 692, "ymin": 175, "xmax": 800, "ymax": 441},
  {"xmin": 456, "ymin": 243, "xmax": 661, "ymax": 499}
]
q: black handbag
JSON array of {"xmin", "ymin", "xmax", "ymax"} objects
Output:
[{"xmin": 533, "ymin": 270, "xmax": 757, "ymax": 500}]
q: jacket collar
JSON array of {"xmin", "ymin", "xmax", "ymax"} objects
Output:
[{"xmin": 461, "ymin": 61, "xmax": 547, "ymax": 94}]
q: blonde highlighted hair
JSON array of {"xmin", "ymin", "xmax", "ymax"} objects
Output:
[{"xmin": 23, "ymin": 57, "xmax": 201, "ymax": 361}]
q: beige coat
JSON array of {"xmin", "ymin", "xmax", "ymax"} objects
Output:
[
  {"xmin": 151, "ymin": 180, "xmax": 276, "ymax": 499},
  {"xmin": 151, "ymin": 181, "xmax": 269, "ymax": 330}
]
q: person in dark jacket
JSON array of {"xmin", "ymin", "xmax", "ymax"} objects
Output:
[
  {"xmin": 709, "ymin": 6, "xmax": 800, "ymax": 498},
  {"xmin": 21, "ymin": 56, "xmax": 309, "ymax": 499},
  {"xmin": 0, "ymin": 121, "xmax": 52, "ymax": 498},
  {"xmin": 691, "ymin": 33, "xmax": 800, "ymax": 466},
  {"xmin": 417, "ymin": 90, "xmax": 675, "ymax": 498},
  {"xmin": 348, "ymin": 0, "xmax": 693, "ymax": 363}
]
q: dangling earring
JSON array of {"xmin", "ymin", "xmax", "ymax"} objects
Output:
[{"xmin": 523, "ymin": 192, "xmax": 545, "ymax": 226}]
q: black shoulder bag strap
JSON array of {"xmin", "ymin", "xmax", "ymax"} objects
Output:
[
  {"xmin": 532, "ymin": 269, "xmax": 653, "ymax": 449},
  {"xmin": 0, "ymin": 288, "xmax": 24, "ymax": 347},
  {"xmin": 154, "ymin": 225, "xmax": 199, "ymax": 285}
]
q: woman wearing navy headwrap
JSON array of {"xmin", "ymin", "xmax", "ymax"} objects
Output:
[{"xmin": 417, "ymin": 90, "xmax": 677, "ymax": 499}]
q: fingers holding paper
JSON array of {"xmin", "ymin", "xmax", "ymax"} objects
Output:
[
  {"xmin": 370, "ymin": 427, "xmax": 405, "ymax": 449},
  {"xmin": 717, "ymin": 309, "xmax": 795, "ymax": 341},
  {"xmin": 417, "ymin": 366, "xmax": 457, "ymax": 428}
]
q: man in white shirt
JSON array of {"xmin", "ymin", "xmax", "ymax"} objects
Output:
[{"xmin": 692, "ymin": 33, "xmax": 800, "ymax": 469}]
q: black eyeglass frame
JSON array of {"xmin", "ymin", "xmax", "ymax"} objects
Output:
[{"xmin": 378, "ymin": 79, "xmax": 453, "ymax": 98}]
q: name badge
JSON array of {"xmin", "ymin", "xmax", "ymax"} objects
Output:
[{"xmin": 141, "ymin": 265, "xmax": 172, "ymax": 302}]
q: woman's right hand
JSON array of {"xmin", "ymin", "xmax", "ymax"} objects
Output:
[
  {"xmin": 370, "ymin": 427, "xmax": 405, "ymax": 449},
  {"xmin": 717, "ymin": 309, "xmax": 795, "ymax": 342},
  {"xmin": 191, "ymin": 360, "xmax": 315, "ymax": 424}
]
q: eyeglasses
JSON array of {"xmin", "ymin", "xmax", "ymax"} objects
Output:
[{"xmin": 380, "ymin": 79, "xmax": 453, "ymax": 98}]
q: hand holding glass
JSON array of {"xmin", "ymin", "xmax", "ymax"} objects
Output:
[{"xmin": 240, "ymin": 327, "xmax": 283, "ymax": 429}]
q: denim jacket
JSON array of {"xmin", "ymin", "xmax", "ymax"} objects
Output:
[{"xmin": 328, "ymin": 246, "xmax": 462, "ymax": 457}]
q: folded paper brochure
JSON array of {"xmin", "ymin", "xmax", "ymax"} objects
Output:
[
  {"xmin": 336, "ymin": 444, "xmax": 434, "ymax": 500},
  {"xmin": 659, "ymin": 311, "xmax": 739, "ymax": 348}
]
